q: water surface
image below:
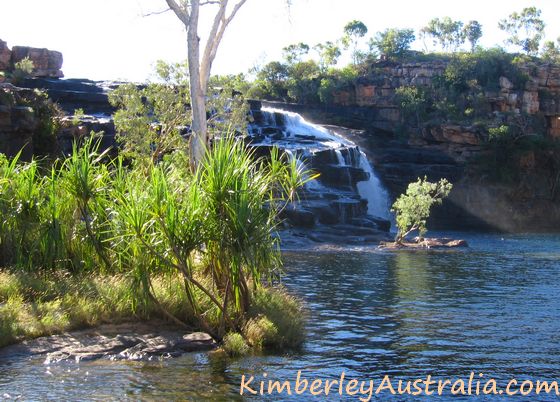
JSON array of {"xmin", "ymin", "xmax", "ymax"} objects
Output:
[{"xmin": 1, "ymin": 233, "xmax": 559, "ymax": 400}]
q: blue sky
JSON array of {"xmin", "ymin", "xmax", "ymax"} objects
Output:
[{"xmin": 2, "ymin": 0, "xmax": 559, "ymax": 81}]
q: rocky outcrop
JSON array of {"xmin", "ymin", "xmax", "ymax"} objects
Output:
[
  {"xmin": 330, "ymin": 60, "xmax": 560, "ymax": 152},
  {"xmin": 20, "ymin": 77, "xmax": 117, "ymax": 115},
  {"xmin": 10, "ymin": 46, "xmax": 63, "ymax": 78},
  {"xmin": 0, "ymin": 321, "xmax": 215, "ymax": 362},
  {"xmin": 260, "ymin": 100, "xmax": 560, "ymax": 233},
  {"xmin": 0, "ymin": 39, "xmax": 63, "ymax": 78},
  {"xmin": 0, "ymin": 40, "xmax": 11, "ymax": 71}
]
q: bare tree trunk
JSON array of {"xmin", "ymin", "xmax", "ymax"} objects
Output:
[
  {"xmin": 165, "ymin": 0, "xmax": 247, "ymax": 168},
  {"xmin": 186, "ymin": 0, "xmax": 208, "ymax": 167}
]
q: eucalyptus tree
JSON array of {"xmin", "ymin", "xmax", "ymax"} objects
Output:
[
  {"xmin": 342, "ymin": 20, "xmax": 368, "ymax": 64},
  {"xmin": 542, "ymin": 38, "xmax": 560, "ymax": 64},
  {"xmin": 164, "ymin": 0, "xmax": 248, "ymax": 168},
  {"xmin": 282, "ymin": 42, "xmax": 310, "ymax": 65},
  {"xmin": 420, "ymin": 17, "xmax": 465, "ymax": 52},
  {"xmin": 498, "ymin": 7, "xmax": 545, "ymax": 56},
  {"xmin": 314, "ymin": 41, "xmax": 341, "ymax": 71},
  {"xmin": 463, "ymin": 20, "xmax": 483, "ymax": 52},
  {"xmin": 369, "ymin": 28, "xmax": 415, "ymax": 60}
]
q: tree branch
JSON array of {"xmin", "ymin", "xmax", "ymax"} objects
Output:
[
  {"xmin": 200, "ymin": 0, "xmax": 247, "ymax": 90},
  {"xmin": 143, "ymin": 8, "xmax": 172, "ymax": 17},
  {"xmin": 165, "ymin": 0, "xmax": 190, "ymax": 24}
]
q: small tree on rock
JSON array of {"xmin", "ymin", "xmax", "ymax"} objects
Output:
[{"xmin": 392, "ymin": 177, "xmax": 453, "ymax": 244}]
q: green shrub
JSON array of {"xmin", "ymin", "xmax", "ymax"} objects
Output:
[
  {"xmin": 222, "ymin": 332, "xmax": 249, "ymax": 356},
  {"xmin": 392, "ymin": 177, "xmax": 453, "ymax": 243},
  {"xmin": 12, "ymin": 57, "xmax": 34, "ymax": 83},
  {"xmin": 249, "ymin": 287, "xmax": 306, "ymax": 349},
  {"xmin": 244, "ymin": 315, "xmax": 278, "ymax": 350}
]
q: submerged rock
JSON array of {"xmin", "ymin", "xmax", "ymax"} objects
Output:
[{"xmin": 0, "ymin": 321, "xmax": 215, "ymax": 363}]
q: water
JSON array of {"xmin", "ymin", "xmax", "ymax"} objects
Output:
[
  {"xmin": 256, "ymin": 107, "xmax": 392, "ymax": 220},
  {"xmin": 356, "ymin": 151, "xmax": 391, "ymax": 220},
  {"xmin": 2, "ymin": 233, "xmax": 560, "ymax": 400}
]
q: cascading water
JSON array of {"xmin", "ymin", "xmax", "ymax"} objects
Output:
[
  {"xmin": 248, "ymin": 105, "xmax": 392, "ymax": 242},
  {"xmin": 257, "ymin": 107, "xmax": 391, "ymax": 220},
  {"xmin": 356, "ymin": 152, "xmax": 391, "ymax": 220}
]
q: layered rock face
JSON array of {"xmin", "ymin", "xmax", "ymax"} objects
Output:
[
  {"xmin": 0, "ymin": 39, "xmax": 63, "ymax": 78},
  {"xmin": 331, "ymin": 60, "xmax": 560, "ymax": 160},
  {"xmin": 248, "ymin": 102, "xmax": 391, "ymax": 245},
  {"xmin": 262, "ymin": 99, "xmax": 560, "ymax": 232}
]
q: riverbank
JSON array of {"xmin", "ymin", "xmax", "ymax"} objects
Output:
[
  {"xmin": 0, "ymin": 270, "xmax": 305, "ymax": 354},
  {"xmin": 0, "ymin": 271, "xmax": 194, "ymax": 349}
]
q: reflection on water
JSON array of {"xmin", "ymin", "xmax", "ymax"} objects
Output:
[{"xmin": 1, "ymin": 233, "xmax": 560, "ymax": 400}]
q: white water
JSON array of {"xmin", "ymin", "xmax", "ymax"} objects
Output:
[
  {"xmin": 259, "ymin": 107, "xmax": 392, "ymax": 220},
  {"xmin": 356, "ymin": 151, "xmax": 391, "ymax": 220},
  {"xmin": 261, "ymin": 107, "xmax": 344, "ymax": 147},
  {"xmin": 334, "ymin": 149, "xmax": 346, "ymax": 165}
]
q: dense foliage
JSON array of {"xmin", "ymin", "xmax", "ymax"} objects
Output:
[
  {"xmin": 0, "ymin": 133, "xmax": 309, "ymax": 345},
  {"xmin": 1, "ymin": 56, "xmax": 314, "ymax": 348}
]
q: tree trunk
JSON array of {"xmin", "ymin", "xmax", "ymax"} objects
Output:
[
  {"xmin": 186, "ymin": 0, "xmax": 207, "ymax": 168},
  {"xmin": 165, "ymin": 0, "xmax": 247, "ymax": 168}
]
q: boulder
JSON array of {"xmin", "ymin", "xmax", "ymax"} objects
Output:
[
  {"xmin": 499, "ymin": 76, "xmax": 514, "ymax": 90},
  {"xmin": 11, "ymin": 46, "xmax": 63, "ymax": 78}
]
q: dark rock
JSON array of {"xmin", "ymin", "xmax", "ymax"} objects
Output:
[
  {"xmin": 280, "ymin": 207, "xmax": 315, "ymax": 228},
  {"xmin": 0, "ymin": 39, "xmax": 11, "ymax": 71},
  {"xmin": 0, "ymin": 321, "xmax": 215, "ymax": 363},
  {"xmin": 318, "ymin": 164, "xmax": 370, "ymax": 187},
  {"xmin": 310, "ymin": 148, "xmax": 338, "ymax": 166}
]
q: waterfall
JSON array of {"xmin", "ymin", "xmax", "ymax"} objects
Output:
[
  {"xmin": 356, "ymin": 151, "xmax": 391, "ymax": 220},
  {"xmin": 334, "ymin": 149, "xmax": 346, "ymax": 165},
  {"xmin": 255, "ymin": 107, "xmax": 392, "ymax": 221}
]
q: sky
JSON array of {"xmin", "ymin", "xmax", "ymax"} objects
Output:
[{"xmin": 2, "ymin": 0, "xmax": 560, "ymax": 82}]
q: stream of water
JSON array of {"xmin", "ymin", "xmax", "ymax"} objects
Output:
[{"xmin": 1, "ymin": 233, "xmax": 559, "ymax": 400}]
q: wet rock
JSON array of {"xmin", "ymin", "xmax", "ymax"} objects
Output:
[
  {"xmin": 310, "ymin": 148, "xmax": 339, "ymax": 166},
  {"xmin": 318, "ymin": 165, "xmax": 370, "ymax": 187},
  {"xmin": 0, "ymin": 321, "xmax": 215, "ymax": 363},
  {"xmin": 379, "ymin": 237, "xmax": 468, "ymax": 249}
]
